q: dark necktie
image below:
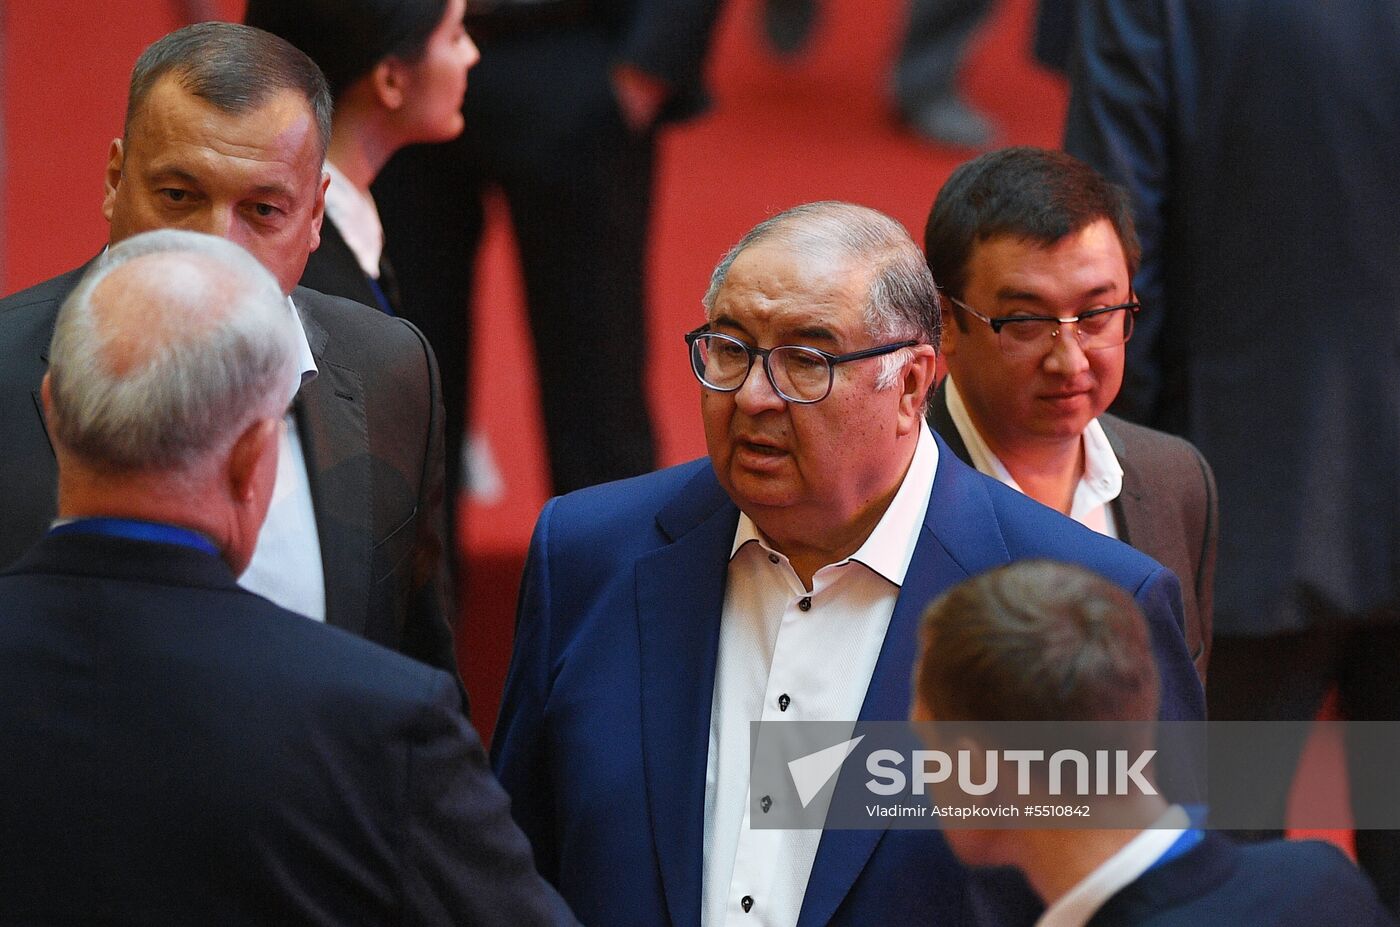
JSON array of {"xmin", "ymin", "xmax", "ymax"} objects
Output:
[{"xmin": 370, "ymin": 252, "xmax": 401, "ymax": 316}]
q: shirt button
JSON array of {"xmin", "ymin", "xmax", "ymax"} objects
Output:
[
  {"xmin": 760, "ymin": 795, "xmax": 773, "ymax": 813},
  {"xmin": 741, "ymin": 896, "xmax": 754, "ymax": 913},
  {"xmin": 798, "ymin": 596, "xmax": 812, "ymax": 611},
  {"xmin": 768, "ymin": 553, "xmax": 779, "ymax": 564},
  {"xmin": 778, "ymin": 693, "xmax": 791, "ymax": 711}
]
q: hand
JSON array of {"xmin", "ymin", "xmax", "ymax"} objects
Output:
[{"xmin": 610, "ymin": 63, "xmax": 671, "ymax": 134}]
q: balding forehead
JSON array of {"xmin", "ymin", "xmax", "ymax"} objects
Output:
[{"xmin": 90, "ymin": 253, "xmax": 235, "ymax": 378}]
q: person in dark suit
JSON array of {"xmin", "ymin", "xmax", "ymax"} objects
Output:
[
  {"xmin": 761, "ymin": 0, "xmax": 1000, "ymax": 148},
  {"xmin": 244, "ymin": 0, "xmax": 480, "ymax": 566},
  {"xmin": 922, "ymin": 147, "xmax": 1217, "ymax": 680},
  {"xmin": 0, "ymin": 23, "xmax": 458, "ymax": 676},
  {"xmin": 0, "ymin": 229, "xmax": 576, "ymax": 925},
  {"xmin": 490, "ymin": 202, "xmax": 1204, "ymax": 926},
  {"xmin": 913, "ymin": 560, "xmax": 1394, "ymax": 927},
  {"xmin": 370, "ymin": 0, "xmax": 722, "ymax": 498},
  {"xmin": 1062, "ymin": 1, "xmax": 1400, "ymax": 910},
  {"xmin": 244, "ymin": 0, "xmax": 480, "ymax": 317}
]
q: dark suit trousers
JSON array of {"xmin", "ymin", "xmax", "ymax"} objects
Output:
[
  {"xmin": 1208, "ymin": 610, "xmax": 1400, "ymax": 914},
  {"xmin": 374, "ymin": 26, "xmax": 657, "ymax": 497}
]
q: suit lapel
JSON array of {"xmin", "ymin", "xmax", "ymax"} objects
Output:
[
  {"xmin": 293, "ymin": 302, "xmax": 371, "ymax": 638},
  {"xmin": 636, "ymin": 467, "xmax": 737, "ymax": 927},
  {"xmin": 926, "ymin": 383, "xmax": 973, "ymax": 466},
  {"xmin": 798, "ymin": 439, "xmax": 1012, "ymax": 927}
]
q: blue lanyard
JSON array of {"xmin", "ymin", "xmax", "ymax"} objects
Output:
[
  {"xmin": 1147, "ymin": 827, "xmax": 1205, "ymax": 872},
  {"xmin": 49, "ymin": 518, "xmax": 220, "ymax": 558},
  {"xmin": 368, "ymin": 276, "xmax": 395, "ymax": 316}
]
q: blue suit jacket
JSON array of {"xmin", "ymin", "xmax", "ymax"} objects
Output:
[
  {"xmin": 1088, "ymin": 833, "xmax": 1395, "ymax": 926},
  {"xmin": 491, "ymin": 440, "xmax": 1204, "ymax": 927}
]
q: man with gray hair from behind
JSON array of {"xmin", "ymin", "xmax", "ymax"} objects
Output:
[{"xmin": 0, "ymin": 229, "xmax": 577, "ymax": 926}]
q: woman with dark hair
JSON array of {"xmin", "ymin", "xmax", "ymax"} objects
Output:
[{"xmin": 244, "ymin": 0, "xmax": 478, "ymax": 315}]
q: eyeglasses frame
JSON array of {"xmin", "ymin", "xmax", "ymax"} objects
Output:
[
  {"xmin": 942, "ymin": 292, "xmax": 1140, "ymax": 355},
  {"xmin": 684, "ymin": 325, "xmax": 921, "ymax": 404}
]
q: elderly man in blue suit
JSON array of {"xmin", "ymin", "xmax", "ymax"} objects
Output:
[{"xmin": 491, "ymin": 201, "xmax": 1204, "ymax": 927}]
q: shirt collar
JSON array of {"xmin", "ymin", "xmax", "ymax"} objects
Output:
[
  {"xmin": 1036, "ymin": 805, "xmax": 1190, "ymax": 927},
  {"xmin": 730, "ymin": 421, "xmax": 939, "ymax": 587},
  {"xmin": 286, "ymin": 295, "xmax": 319, "ymax": 402},
  {"xmin": 321, "ymin": 160, "xmax": 384, "ymax": 278},
  {"xmin": 944, "ymin": 374, "xmax": 1123, "ymax": 510}
]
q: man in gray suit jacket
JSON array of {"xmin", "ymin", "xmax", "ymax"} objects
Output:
[
  {"xmin": 0, "ymin": 23, "xmax": 456, "ymax": 676},
  {"xmin": 922, "ymin": 147, "xmax": 1216, "ymax": 679}
]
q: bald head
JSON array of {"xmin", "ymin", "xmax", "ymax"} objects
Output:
[
  {"xmin": 48, "ymin": 230, "xmax": 297, "ymax": 475},
  {"xmin": 44, "ymin": 230, "xmax": 298, "ymax": 573}
]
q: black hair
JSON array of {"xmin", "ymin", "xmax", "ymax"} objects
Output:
[
  {"xmin": 126, "ymin": 22, "xmax": 332, "ymax": 159},
  {"xmin": 245, "ymin": 0, "xmax": 451, "ymax": 102},
  {"xmin": 924, "ymin": 147, "xmax": 1140, "ymax": 328}
]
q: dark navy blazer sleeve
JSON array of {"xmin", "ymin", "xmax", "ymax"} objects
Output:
[
  {"xmin": 1063, "ymin": 0, "xmax": 1172, "ymax": 424},
  {"xmin": 490, "ymin": 497, "xmax": 561, "ymax": 883},
  {"xmin": 404, "ymin": 669, "xmax": 577, "ymax": 925}
]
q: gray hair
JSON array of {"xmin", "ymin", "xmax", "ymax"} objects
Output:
[
  {"xmin": 126, "ymin": 22, "xmax": 333, "ymax": 162},
  {"xmin": 702, "ymin": 201, "xmax": 941, "ymax": 390},
  {"xmin": 48, "ymin": 229, "xmax": 299, "ymax": 475}
]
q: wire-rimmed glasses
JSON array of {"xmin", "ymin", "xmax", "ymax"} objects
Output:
[{"xmin": 944, "ymin": 293, "xmax": 1139, "ymax": 357}]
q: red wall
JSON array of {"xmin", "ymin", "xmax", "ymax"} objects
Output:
[{"xmin": 1, "ymin": 2, "xmax": 244, "ymax": 294}]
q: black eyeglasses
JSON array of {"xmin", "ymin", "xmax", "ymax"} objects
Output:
[
  {"xmin": 944, "ymin": 293, "xmax": 1140, "ymax": 357},
  {"xmin": 685, "ymin": 326, "xmax": 919, "ymax": 404}
]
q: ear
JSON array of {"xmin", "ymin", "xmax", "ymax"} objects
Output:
[
  {"xmin": 307, "ymin": 168, "xmax": 329, "ymax": 255},
  {"xmin": 223, "ymin": 416, "xmax": 283, "ymax": 574},
  {"xmin": 101, "ymin": 138, "xmax": 125, "ymax": 224},
  {"xmin": 895, "ymin": 344, "xmax": 939, "ymax": 436},
  {"xmin": 227, "ymin": 416, "xmax": 282, "ymax": 508},
  {"xmin": 39, "ymin": 372, "xmax": 55, "ymax": 424},
  {"xmin": 938, "ymin": 304, "xmax": 960, "ymax": 358},
  {"xmin": 370, "ymin": 58, "xmax": 409, "ymax": 111}
]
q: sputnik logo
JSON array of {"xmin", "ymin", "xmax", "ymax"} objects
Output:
[{"xmin": 787, "ymin": 736, "xmax": 865, "ymax": 808}]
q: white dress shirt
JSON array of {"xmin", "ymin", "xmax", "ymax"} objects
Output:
[
  {"xmin": 236, "ymin": 297, "xmax": 326, "ymax": 621},
  {"xmin": 322, "ymin": 161, "xmax": 384, "ymax": 279},
  {"xmin": 945, "ymin": 375, "xmax": 1123, "ymax": 538},
  {"xmin": 701, "ymin": 423, "xmax": 939, "ymax": 927},
  {"xmin": 1036, "ymin": 805, "xmax": 1191, "ymax": 927}
]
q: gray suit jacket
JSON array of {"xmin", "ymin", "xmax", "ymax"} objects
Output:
[
  {"xmin": 929, "ymin": 385, "xmax": 1217, "ymax": 679},
  {"xmin": 0, "ymin": 262, "xmax": 456, "ymax": 676}
]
